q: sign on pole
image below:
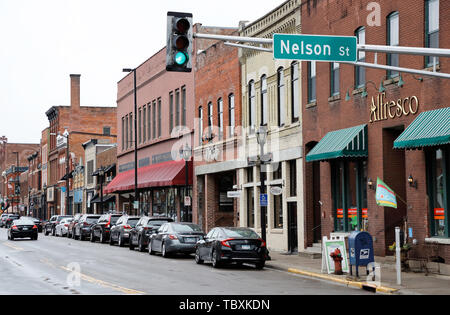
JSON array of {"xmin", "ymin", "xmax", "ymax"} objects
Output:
[
  {"xmin": 273, "ymin": 34, "xmax": 357, "ymax": 62},
  {"xmin": 260, "ymin": 194, "xmax": 268, "ymax": 207},
  {"xmin": 227, "ymin": 191, "xmax": 241, "ymax": 199}
]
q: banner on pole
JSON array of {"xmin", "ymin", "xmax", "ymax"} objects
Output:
[{"xmin": 375, "ymin": 177, "xmax": 397, "ymax": 209}]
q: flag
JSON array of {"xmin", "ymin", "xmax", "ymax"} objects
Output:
[{"xmin": 376, "ymin": 177, "xmax": 397, "ymax": 209}]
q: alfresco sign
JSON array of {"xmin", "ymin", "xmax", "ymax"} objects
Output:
[{"xmin": 273, "ymin": 34, "xmax": 357, "ymax": 62}]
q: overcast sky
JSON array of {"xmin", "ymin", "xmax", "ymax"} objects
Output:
[{"xmin": 0, "ymin": 0, "xmax": 285, "ymax": 144}]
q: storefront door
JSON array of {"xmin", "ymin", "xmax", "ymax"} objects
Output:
[{"xmin": 287, "ymin": 202, "xmax": 298, "ymax": 253}]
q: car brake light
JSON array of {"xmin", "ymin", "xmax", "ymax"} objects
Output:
[
  {"xmin": 64, "ymin": 224, "xmax": 69, "ymax": 227},
  {"xmin": 33, "ymin": 225, "xmax": 38, "ymax": 229},
  {"xmin": 84, "ymin": 222, "xmax": 90, "ymax": 226},
  {"xmin": 11, "ymin": 225, "xmax": 18, "ymax": 230},
  {"xmin": 123, "ymin": 225, "xmax": 131, "ymax": 229},
  {"xmin": 221, "ymin": 238, "xmax": 234, "ymax": 248},
  {"xmin": 168, "ymin": 234, "xmax": 178, "ymax": 240},
  {"xmin": 259, "ymin": 238, "xmax": 266, "ymax": 247}
]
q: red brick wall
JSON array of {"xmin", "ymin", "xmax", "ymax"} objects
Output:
[{"xmin": 301, "ymin": 0, "xmax": 450, "ymax": 259}]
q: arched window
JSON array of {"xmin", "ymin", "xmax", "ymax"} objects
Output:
[
  {"xmin": 228, "ymin": 94, "xmax": 235, "ymax": 137},
  {"xmin": 218, "ymin": 98, "xmax": 223, "ymax": 140},
  {"xmin": 291, "ymin": 62, "xmax": 299, "ymax": 122},
  {"xmin": 198, "ymin": 106, "xmax": 203, "ymax": 143},
  {"xmin": 249, "ymin": 80, "xmax": 256, "ymax": 133},
  {"xmin": 387, "ymin": 12, "xmax": 399, "ymax": 77},
  {"xmin": 355, "ymin": 27, "xmax": 366, "ymax": 87},
  {"xmin": 277, "ymin": 67, "xmax": 286, "ymax": 127},
  {"xmin": 261, "ymin": 75, "xmax": 268, "ymax": 126}
]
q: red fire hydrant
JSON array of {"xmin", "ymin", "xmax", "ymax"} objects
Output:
[{"xmin": 330, "ymin": 248, "xmax": 343, "ymax": 275}]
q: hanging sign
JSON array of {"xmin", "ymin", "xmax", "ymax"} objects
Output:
[
  {"xmin": 434, "ymin": 208, "xmax": 445, "ymax": 220},
  {"xmin": 270, "ymin": 186, "xmax": 283, "ymax": 196}
]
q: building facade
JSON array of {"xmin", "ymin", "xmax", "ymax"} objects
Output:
[
  {"xmin": 238, "ymin": 0, "xmax": 305, "ymax": 253},
  {"xmin": 301, "ymin": 0, "xmax": 450, "ymax": 263},
  {"xmin": 194, "ymin": 27, "xmax": 243, "ymax": 232}
]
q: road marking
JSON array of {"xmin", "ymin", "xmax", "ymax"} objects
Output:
[
  {"xmin": 2, "ymin": 242, "xmax": 24, "ymax": 251},
  {"xmin": 39, "ymin": 258, "xmax": 145, "ymax": 295}
]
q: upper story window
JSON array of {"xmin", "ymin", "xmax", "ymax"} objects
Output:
[
  {"xmin": 307, "ymin": 61, "xmax": 316, "ymax": 103},
  {"xmin": 330, "ymin": 62, "xmax": 340, "ymax": 97},
  {"xmin": 148, "ymin": 102, "xmax": 152, "ymax": 140},
  {"xmin": 228, "ymin": 94, "xmax": 235, "ymax": 137},
  {"xmin": 198, "ymin": 106, "xmax": 203, "ymax": 143},
  {"xmin": 426, "ymin": 0, "xmax": 439, "ymax": 66},
  {"xmin": 277, "ymin": 68, "xmax": 286, "ymax": 127},
  {"xmin": 169, "ymin": 92, "xmax": 174, "ymax": 134},
  {"xmin": 125, "ymin": 115, "xmax": 129, "ymax": 149},
  {"xmin": 291, "ymin": 62, "xmax": 299, "ymax": 122},
  {"xmin": 249, "ymin": 80, "xmax": 256, "ymax": 133},
  {"xmin": 261, "ymin": 75, "xmax": 268, "ymax": 126},
  {"xmin": 121, "ymin": 117, "xmax": 125, "ymax": 150},
  {"xmin": 103, "ymin": 126, "xmax": 111, "ymax": 136},
  {"xmin": 143, "ymin": 106, "xmax": 146, "ymax": 142},
  {"xmin": 181, "ymin": 86, "xmax": 186, "ymax": 126},
  {"xmin": 175, "ymin": 89, "xmax": 180, "ymax": 127},
  {"xmin": 158, "ymin": 98, "xmax": 162, "ymax": 138},
  {"xmin": 138, "ymin": 108, "xmax": 142, "ymax": 144},
  {"xmin": 208, "ymin": 102, "xmax": 213, "ymax": 135},
  {"xmin": 152, "ymin": 100, "xmax": 156, "ymax": 139},
  {"xmin": 218, "ymin": 98, "xmax": 224, "ymax": 140},
  {"xmin": 355, "ymin": 27, "xmax": 366, "ymax": 88},
  {"xmin": 387, "ymin": 12, "xmax": 400, "ymax": 77}
]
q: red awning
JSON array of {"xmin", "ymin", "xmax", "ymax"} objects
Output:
[{"xmin": 104, "ymin": 160, "xmax": 192, "ymax": 194}]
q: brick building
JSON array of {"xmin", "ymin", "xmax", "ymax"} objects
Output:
[
  {"xmin": 194, "ymin": 27, "xmax": 242, "ymax": 232},
  {"xmin": 0, "ymin": 138, "xmax": 40, "ymax": 213},
  {"xmin": 301, "ymin": 0, "xmax": 450, "ymax": 263},
  {"xmin": 44, "ymin": 74, "xmax": 117, "ymax": 218},
  {"xmin": 26, "ymin": 150, "xmax": 42, "ymax": 218}
]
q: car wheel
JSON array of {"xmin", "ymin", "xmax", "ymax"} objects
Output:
[
  {"xmin": 129, "ymin": 237, "xmax": 135, "ymax": 250},
  {"xmin": 109, "ymin": 234, "xmax": 115, "ymax": 246},
  {"xmin": 100, "ymin": 232, "xmax": 105, "ymax": 244},
  {"xmin": 211, "ymin": 250, "xmax": 221, "ymax": 268},
  {"xmin": 80, "ymin": 232, "xmax": 85, "ymax": 241},
  {"xmin": 162, "ymin": 242, "xmax": 169, "ymax": 258},
  {"xmin": 72, "ymin": 229, "xmax": 76, "ymax": 239},
  {"xmin": 44, "ymin": 229, "xmax": 49, "ymax": 236},
  {"xmin": 148, "ymin": 240, "xmax": 155, "ymax": 255},
  {"xmin": 255, "ymin": 261, "xmax": 265, "ymax": 270},
  {"xmin": 138, "ymin": 237, "xmax": 145, "ymax": 252},
  {"xmin": 52, "ymin": 228, "xmax": 55, "ymax": 236},
  {"xmin": 118, "ymin": 234, "xmax": 124, "ymax": 247},
  {"xmin": 195, "ymin": 248, "xmax": 204, "ymax": 264},
  {"xmin": 90, "ymin": 232, "xmax": 95, "ymax": 242},
  {"xmin": 10, "ymin": 235, "xmax": 14, "ymax": 241}
]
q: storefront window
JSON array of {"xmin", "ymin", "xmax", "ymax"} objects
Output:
[
  {"xmin": 273, "ymin": 194, "xmax": 283, "ymax": 229},
  {"xmin": 428, "ymin": 148, "xmax": 448, "ymax": 237},
  {"xmin": 152, "ymin": 188, "xmax": 177, "ymax": 221}
]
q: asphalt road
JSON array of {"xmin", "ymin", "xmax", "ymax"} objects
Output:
[{"xmin": 0, "ymin": 228, "xmax": 371, "ymax": 295}]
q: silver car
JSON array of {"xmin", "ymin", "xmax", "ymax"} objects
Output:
[{"xmin": 55, "ymin": 218, "xmax": 73, "ymax": 237}]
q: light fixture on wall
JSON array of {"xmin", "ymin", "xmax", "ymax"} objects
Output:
[
  {"xmin": 408, "ymin": 175, "xmax": 417, "ymax": 189},
  {"xmin": 367, "ymin": 178, "xmax": 375, "ymax": 190}
]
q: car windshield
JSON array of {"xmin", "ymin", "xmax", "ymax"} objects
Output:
[
  {"xmin": 14, "ymin": 219, "xmax": 35, "ymax": 226},
  {"xmin": 171, "ymin": 223, "xmax": 203, "ymax": 233},
  {"xmin": 126, "ymin": 218, "xmax": 139, "ymax": 226},
  {"xmin": 222, "ymin": 228, "xmax": 260, "ymax": 239},
  {"xmin": 86, "ymin": 217, "xmax": 100, "ymax": 223},
  {"xmin": 146, "ymin": 220, "xmax": 170, "ymax": 227}
]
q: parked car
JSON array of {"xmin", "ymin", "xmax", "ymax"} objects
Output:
[
  {"xmin": 44, "ymin": 215, "xmax": 73, "ymax": 236},
  {"xmin": 7, "ymin": 218, "xmax": 38, "ymax": 241},
  {"xmin": 73, "ymin": 214, "xmax": 101, "ymax": 241},
  {"xmin": 4, "ymin": 214, "xmax": 20, "ymax": 229},
  {"xmin": 129, "ymin": 216, "xmax": 174, "ymax": 252},
  {"xmin": 194, "ymin": 227, "xmax": 267, "ymax": 269},
  {"xmin": 149, "ymin": 222, "xmax": 205, "ymax": 257},
  {"xmin": 20, "ymin": 217, "xmax": 44, "ymax": 233},
  {"xmin": 109, "ymin": 215, "xmax": 140, "ymax": 247},
  {"xmin": 67, "ymin": 213, "xmax": 83, "ymax": 238},
  {"xmin": 55, "ymin": 218, "xmax": 74, "ymax": 237},
  {"xmin": 90, "ymin": 213, "xmax": 122, "ymax": 243}
]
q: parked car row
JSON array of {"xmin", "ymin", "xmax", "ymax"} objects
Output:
[{"xmin": 4, "ymin": 211, "xmax": 268, "ymax": 269}]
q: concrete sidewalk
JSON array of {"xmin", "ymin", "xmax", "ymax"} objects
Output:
[{"xmin": 265, "ymin": 251, "xmax": 450, "ymax": 295}]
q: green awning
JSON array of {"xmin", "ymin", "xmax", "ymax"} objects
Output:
[
  {"xmin": 394, "ymin": 107, "xmax": 450, "ymax": 149},
  {"xmin": 306, "ymin": 124, "xmax": 368, "ymax": 162}
]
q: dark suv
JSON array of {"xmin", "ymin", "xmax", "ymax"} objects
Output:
[
  {"xmin": 73, "ymin": 214, "xmax": 100, "ymax": 241},
  {"xmin": 91, "ymin": 213, "xmax": 122, "ymax": 243},
  {"xmin": 68, "ymin": 213, "xmax": 83, "ymax": 238},
  {"xmin": 44, "ymin": 215, "xmax": 73, "ymax": 236},
  {"xmin": 109, "ymin": 215, "xmax": 140, "ymax": 247},
  {"xmin": 129, "ymin": 216, "xmax": 174, "ymax": 252}
]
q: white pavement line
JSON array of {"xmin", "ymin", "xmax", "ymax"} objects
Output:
[
  {"xmin": 2, "ymin": 242, "xmax": 24, "ymax": 251},
  {"xmin": 39, "ymin": 258, "xmax": 146, "ymax": 295}
]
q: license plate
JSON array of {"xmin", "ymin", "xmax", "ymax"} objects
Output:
[
  {"xmin": 185, "ymin": 238, "xmax": 197, "ymax": 243},
  {"xmin": 23, "ymin": 227, "xmax": 29, "ymax": 230},
  {"xmin": 241, "ymin": 245, "xmax": 251, "ymax": 250}
]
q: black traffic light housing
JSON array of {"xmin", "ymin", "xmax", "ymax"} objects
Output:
[{"xmin": 166, "ymin": 11, "xmax": 193, "ymax": 73}]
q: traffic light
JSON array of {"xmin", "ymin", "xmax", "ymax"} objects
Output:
[{"xmin": 166, "ymin": 11, "xmax": 193, "ymax": 72}]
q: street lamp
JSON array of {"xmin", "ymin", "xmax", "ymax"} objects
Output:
[
  {"xmin": 123, "ymin": 67, "xmax": 139, "ymax": 216},
  {"xmin": 179, "ymin": 143, "xmax": 192, "ymax": 222},
  {"xmin": 255, "ymin": 126, "xmax": 268, "ymax": 244},
  {"xmin": 99, "ymin": 168, "xmax": 105, "ymax": 214}
]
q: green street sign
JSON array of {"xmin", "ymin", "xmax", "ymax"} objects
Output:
[{"xmin": 273, "ymin": 34, "xmax": 357, "ymax": 62}]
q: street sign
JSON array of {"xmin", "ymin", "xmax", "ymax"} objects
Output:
[
  {"xmin": 260, "ymin": 194, "xmax": 268, "ymax": 207},
  {"xmin": 184, "ymin": 196, "xmax": 191, "ymax": 206},
  {"xmin": 227, "ymin": 191, "xmax": 241, "ymax": 199},
  {"xmin": 273, "ymin": 34, "xmax": 357, "ymax": 62}
]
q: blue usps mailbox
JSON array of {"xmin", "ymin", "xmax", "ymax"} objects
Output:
[{"xmin": 348, "ymin": 231, "xmax": 375, "ymax": 277}]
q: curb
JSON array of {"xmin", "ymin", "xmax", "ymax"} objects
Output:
[{"xmin": 266, "ymin": 263, "xmax": 399, "ymax": 294}]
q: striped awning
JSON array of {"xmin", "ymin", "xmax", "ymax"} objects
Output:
[
  {"xmin": 306, "ymin": 124, "xmax": 368, "ymax": 162},
  {"xmin": 394, "ymin": 107, "xmax": 450, "ymax": 149}
]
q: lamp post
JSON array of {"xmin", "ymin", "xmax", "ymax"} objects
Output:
[
  {"xmin": 99, "ymin": 168, "xmax": 105, "ymax": 214},
  {"xmin": 179, "ymin": 144, "xmax": 192, "ymax": 222},
  {"xmin": 123, "ymin": 68, "xmax": 139, "ymax": 216},
  {"xmin": 63, "ymin": 129, "xmax": 70, "ymax": 216},
  {"xmin": 255, "ymin": 126, "xmax": 268, "ymax": 243}
]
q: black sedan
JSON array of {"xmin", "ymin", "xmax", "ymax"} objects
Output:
[
  {"xmin": 74, "ymin": 214, "xmax": 101, "ymax": 241},
  {"xmin": 194, "ymin": 227, "xmax": 267, "ymax": 269},
  {"xmin": 21, "ymin": 217, "xmax": 43, "ymax": 233},
  {"xmin": 8, "ymin": 218, "xmax": 39, "ymax": 241},
  {"xmin": 149, "ymin": 222, "xmax": 205, "ymax": 257},
  {"xmin": 129, "ymin": 216, "xmax": 174, "ymax": 252},
  {"xmin": 109, "ymin": 215, "xmax": 140, "ymax": 247}
]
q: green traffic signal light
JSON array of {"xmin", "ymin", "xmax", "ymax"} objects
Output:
[{"xmin": 175, "ymin": 52, "xmax": 188, "ymax": 65}]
